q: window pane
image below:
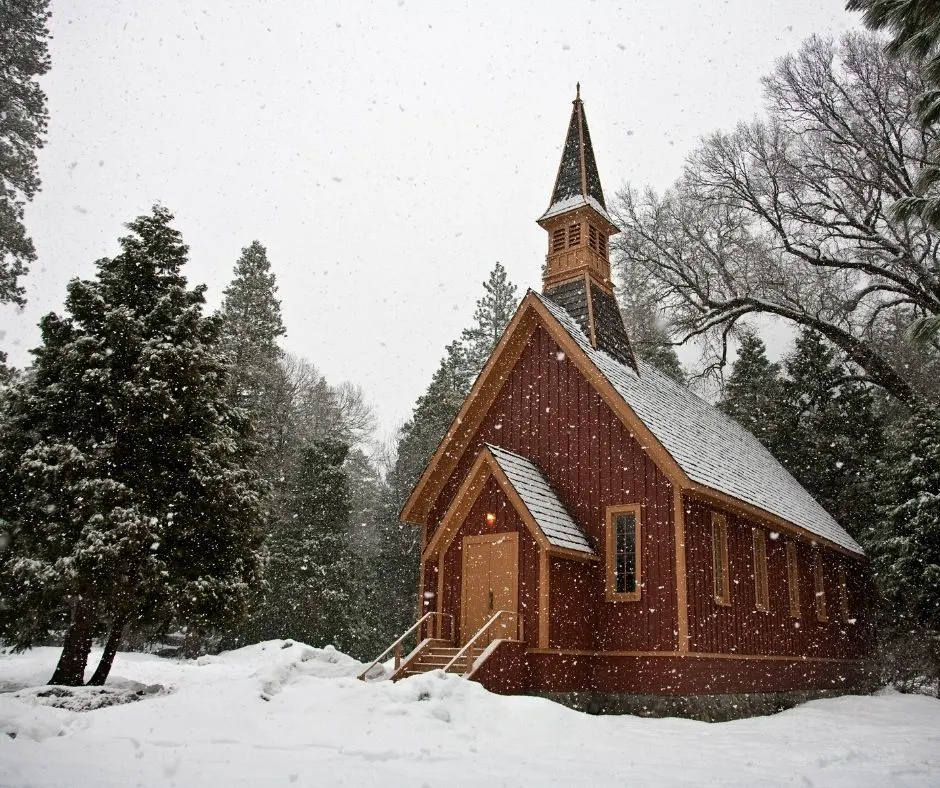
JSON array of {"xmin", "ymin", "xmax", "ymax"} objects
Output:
[{"xmin": 615, "ymin": 514, "xmax": 636, "ymax": 593}]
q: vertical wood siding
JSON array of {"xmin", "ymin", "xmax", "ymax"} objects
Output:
[
  {"xmin": 548, "ymin": 558, "xmax": 598, "ymax": 650},
  {"xmin": 684, "ymin": 496, "xmax": 872, "ymax": 659}
]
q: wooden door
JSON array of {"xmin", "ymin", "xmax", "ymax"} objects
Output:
[
  {"xmin": 462, "ymin": 539, "xmax": 491, "ymax": 643},
  {"xmin": 461, "ymin": 533, "xmax": 519, "ymax": 644}
]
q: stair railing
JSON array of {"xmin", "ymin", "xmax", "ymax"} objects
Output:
[
  {"xmin": 441, "ymin": 610, "xmax": 522, "ymax": 676},
  {"xmin": 357, "ymin": 611, "xmax": 454, "ymax": 682}
]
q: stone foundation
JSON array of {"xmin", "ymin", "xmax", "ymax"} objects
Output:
[{"xmin": 533, "ymin": 688, "xmax": 866, "ymax": 722}]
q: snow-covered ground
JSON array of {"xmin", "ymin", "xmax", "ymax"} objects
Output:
[{"xmin": 1, "ymin": 642, "xmax": 939, "ymax": 787}]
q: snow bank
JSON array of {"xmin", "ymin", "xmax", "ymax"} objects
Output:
[{"xmin": 2, "ymin": 642, "xmax": 939, "ymax": 787}]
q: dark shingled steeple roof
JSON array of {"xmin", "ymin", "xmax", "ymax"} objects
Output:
[
  {"xmin": 539, "ymin": 84, "xmax": 611, "ymax": 223},
  {"xmin": 543, "ymin": 278, "xmax": 638, "ymax": 371}
]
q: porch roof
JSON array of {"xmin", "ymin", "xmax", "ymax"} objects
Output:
[{"xmin": 485, "ymin": 444, "xmax": 595, "ymax": 555}]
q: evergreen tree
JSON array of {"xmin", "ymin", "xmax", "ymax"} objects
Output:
[
  {"xmin": 0, "ymin": 0, "xmax": 50, "ymax": 308},
  {"xmin": 460, "ymin": 262, "xmax": 519, "ymax": 375},
  {"xmin": 371, "ymin": 343, "xmax": 469, "ymax": 641},
  {"xmin": 720, "ymin": 329, "xmax": 886, "ymax": 540},
  {"xmin": 217, "ymin": 241, "xmax": 286, "ymax": 471},
  {"xmin": 250, "ymin": 439, "xmax": 362, "ymax": 651},
  {"xmin": 773, "ymin": 331, "xmax": 886, "ymax": 540},
  {"xmin": 394, "ymin": 263, "xmax": 520, "ymax": 503},
  {"xmin": 870, "ymin": 403, "xmax": 940, "ymax": 694},
  {"xmin": 719, "ymin": 331, "xmax": 782, "ymax": 446},
  {"xmin": 0, "ymin": 206, "xmax": 266, "ymax": 685},
  {"xmin": 394, "ymin": 341, "xmax": 473, "ymax": 497}
]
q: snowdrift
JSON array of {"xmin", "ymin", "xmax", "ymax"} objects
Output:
[{"xmin": 1, "ymin": 641, "xmax": 939, "ymax": 787}]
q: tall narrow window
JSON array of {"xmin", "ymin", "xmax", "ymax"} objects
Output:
[
  {"xmin": 588, "ymin": 224, "xmax": 599, "ymax": 250},
  {"xmin": 567, "ymin": 223, "xmax": 581, "ymax": 247},
  {"xmin": 838, "ymin": 567, "xmax": 850, "ymax": 620},
  {"xmin": 606, "ymin": 505, "xmax": 641, "ymax": 601},
  {"xmin": 752, "ymin": 528, "xmax": 769, "ymax": 612},
  {"xmin": 552, "ymin": 227, "xmax": 565, "ymax": 252},
  {"xmin": 786, "ymin": 542, "xmax": 800, "ymax": 618},
  {"xmin": 813, "ymin": 552, "xmax": 828, "ymax": 622},
  {"xmin": 598, "ymin": 234, "xmax": 607, "ymax": 257},
  {"xmin": 711, "ymin": 512, "xmax": 730, "ymax": 605}
]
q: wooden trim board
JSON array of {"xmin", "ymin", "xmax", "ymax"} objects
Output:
[{"xmin": 673, "ymin": 488, "xmax": 689, "ymax": 653}]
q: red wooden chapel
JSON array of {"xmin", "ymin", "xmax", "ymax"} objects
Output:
[{"xmin": 368, "ymin": 88, "xmax": 874, "ymax": 717}]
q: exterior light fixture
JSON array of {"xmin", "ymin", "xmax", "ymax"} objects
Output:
[{"xmin": 485, "ymin": 512, "xmax": 496, "ymax": 527}]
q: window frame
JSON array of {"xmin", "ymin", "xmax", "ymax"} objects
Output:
[
  {"xmin": 605, "ymin": 504, "xmax": 642, "ymax": 603},
  {"xmin": 786, "ymin": 541, "xmax": 801, "ymax": 619},
  {"xmin": 711, "ymin": 512, "xmax": 731, "ymax": 606},
  {"xmin": 752, "ymin": 528, "xmax": 769, "ymax": 613},
  {"xmin": 813, "ymin": 551, "xmax": 828, "ymax": 622}
]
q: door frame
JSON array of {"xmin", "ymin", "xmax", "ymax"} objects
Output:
[{"xmin": 460, "ymin": 531, "xmax": 519, "ymax": 643}]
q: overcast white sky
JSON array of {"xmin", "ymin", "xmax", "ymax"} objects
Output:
[{"xmin": 0, "ymin": 0, "xmax": 860, "ymax": 440}]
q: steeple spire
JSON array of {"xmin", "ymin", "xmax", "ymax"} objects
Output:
[{"xmin": 541, "ymin": 84, "xmax": 610, "ymax": 224}]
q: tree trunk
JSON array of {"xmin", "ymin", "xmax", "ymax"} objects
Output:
[
  {"xmin": 49, "ymin": 593, "xmax": 97, "ymax": 686},
  {"xmin": 86, "ymin": 617, "xmax": 128, "ymax": 686}
]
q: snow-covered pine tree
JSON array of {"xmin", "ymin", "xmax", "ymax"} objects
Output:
[
  {"xmin": 0, "ymin": 0, "xmax": 50, "ymax": 308},
  {"xmin": 870, "ymin": 403, "xmax": 940, "ymax": 694},
  {"xmin": 720, "ymin": 329, "xmax": 886, "ymax": 540},
  {"xmin": 217, "ymin": 240, "xmax": 286, "ymax": 473},
  {"xmin": 394, "ymin": 262, "xmax": 520, "ymax": 511},
  {"xmin": 718, "ymin": 331, "xmax": 783, "ymax": 446},
  {"xmin": 773, "ymin": 330, "xmax": 886, "ymax": 541},
  {"xmin": 0, "ymin": 206, "xmax": 266, "ymax": 685},
  {"xmin": 460, "ymin": 262, "xmax": 519, "ymax": 376}
]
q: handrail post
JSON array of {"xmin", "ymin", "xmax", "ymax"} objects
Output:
[{"xmin": 394, "ymin": 642, "xmax": 401, "ymax": 670}]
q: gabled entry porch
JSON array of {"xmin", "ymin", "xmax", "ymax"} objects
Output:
[{"xmin": 360, "ymin": 445, "xmax": 596, "ymax": 683}]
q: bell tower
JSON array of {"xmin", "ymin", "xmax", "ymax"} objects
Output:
[
  {"xmin": 537, "ymin": 83, "xmax": 620, "ymax": 293},
  {"xmin": 537, "ymin": 86, "xmax": 637, "ymax": 371}
]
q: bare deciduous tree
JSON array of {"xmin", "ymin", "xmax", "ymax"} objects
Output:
[{"xmin": 613, "ymin": 32, "xmax": 940, "ymax": 405}]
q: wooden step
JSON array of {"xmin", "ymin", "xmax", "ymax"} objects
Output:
[{"xmin": 415, "ymin": 655, "xmax": 461, "ymax": 663}]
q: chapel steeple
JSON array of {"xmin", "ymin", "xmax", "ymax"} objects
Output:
[
  {"xmin": 537, "ymin": 83, "xmax": 620, "ymax": 293},
  {"xmin": 538, "ymin": 87, "xmax": 636, "ymax": 371}
]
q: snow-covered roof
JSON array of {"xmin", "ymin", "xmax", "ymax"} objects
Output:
[
  {"xmin": 534, "ymin": 292, "xmax": 864, "ymax": 555},
  {"xmin": 486, "ymin": 443, "xmax": 595, "ymax": 555},
  {"xmin": 539, "ymin": 194, "xmax": 613, "ymax": 224}
]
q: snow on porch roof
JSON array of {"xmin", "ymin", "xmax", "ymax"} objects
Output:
[
  {"xmin": 534, "ymin": 292, "xmax": 864, "ymax": 556},
  {"xmin": 485, "ymin": 444, "xmax": 596, "ymax": 555}
]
